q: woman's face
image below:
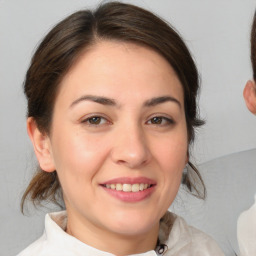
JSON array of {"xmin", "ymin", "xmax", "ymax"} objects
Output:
[{"xmin": 44, "ymin": 41, "xmax": 188, "ymax": 243}]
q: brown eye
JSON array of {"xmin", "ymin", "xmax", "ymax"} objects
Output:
[
  {"xmin": 82, "ymin": 116, "xmax": 109, "ymax": 126},
  {"xmin": 151, "ymin": 117, "xmax": 163, "ymax": 124},
  {"xmin": 88, "ymin": 117, "xmax": 102, "ymax": 125},
  {"xmin": 146, "ymin": 116, "xmax": 174, "ymax": 126}
]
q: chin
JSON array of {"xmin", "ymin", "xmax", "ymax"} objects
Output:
[{"xmin": 104, "ymin": 211, "xmax": 159, "ymax": 236}]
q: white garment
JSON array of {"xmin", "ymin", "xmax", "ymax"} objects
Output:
[
  {"xmin": 237, "ymin": 195, "xmax": 256, "ymax": 256},
  {"xmin": 17, "ymin": 211, "xmax": 224, "ymax": 256}
]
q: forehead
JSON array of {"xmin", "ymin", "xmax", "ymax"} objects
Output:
[{"xmin": 56, "ymin": 40, "xmax": 184, "ymax": 107}]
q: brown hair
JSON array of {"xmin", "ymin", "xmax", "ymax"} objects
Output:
[
  {"xmin": 251, "ymin": 11, "xmax": 256, "ymax": 81},
  {"xmin": 21, "ymin": 1, "xmax": 205, "ymax": 212}
]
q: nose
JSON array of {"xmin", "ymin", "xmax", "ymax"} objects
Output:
[{"xmin": 110, "ymin": 124, "xmax": 151, "ymax": 169}]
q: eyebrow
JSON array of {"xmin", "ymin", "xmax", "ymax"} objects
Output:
[
  {"xmin": 143, "ymin": 96, "xmax": 181, "ymax": 108},
  {"xmin": 70, "ymin": 95, "xmax": 117, "ymax": 108},
  {"xmin": 70, "ymin": 95, "xmax": 181, "ymax": 109}
]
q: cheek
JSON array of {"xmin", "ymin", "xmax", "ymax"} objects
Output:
[
  {"xmin": 50, "ymin": 130, "xmax": 111, "ymax": 207},
  {"xmin": 152, "ymin": 133, "xmax": 187, "ymax": 216},
  {"xmin": 155, "ymin": 131, "xmax": 188, "ymax": 168},
  {"xmin": 159, "ymin": 145, "xmax": 186, "ymax": 180},
  {"xmin": 50, "ymin": 128, "xmax": 111, "ymax": 185},
  {"xmin": 153, "ymin": 131, "xmax": 187, "ymax": 186}
]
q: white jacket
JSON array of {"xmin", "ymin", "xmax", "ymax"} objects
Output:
[{"xmin": 17, "ymin": 211, "xmax": 224, "ymax": 256}]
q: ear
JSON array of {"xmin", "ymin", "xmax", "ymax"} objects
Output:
[
  {"xmin": 27, "ymin": 117, "xmax": 56, "ymax": 172},
  {"xmin": 243, "ymin": 80, "xmax": 256, "ymax": 114}
]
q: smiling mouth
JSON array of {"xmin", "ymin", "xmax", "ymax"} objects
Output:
[{"xmin": 102, "ymin": 183, "xmax": 154, "ymax": 192}]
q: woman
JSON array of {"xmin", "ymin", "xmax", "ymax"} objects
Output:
[
  {"xmin": 237, "ymin": 10, "xmax": 256, "ymax": 256},
  {"xmin": 18, "ymin": 2, "xmax": 224, "ymax": 255}
]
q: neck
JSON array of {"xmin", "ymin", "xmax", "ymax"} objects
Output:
[{"xmin": 65, "ymin": 211, "xmax": 159, "ymax": 255}]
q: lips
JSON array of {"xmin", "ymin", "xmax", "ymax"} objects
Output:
[
  {"xmin": 104, "ymin": 183, "xmax": 152, "ymax": 192},
  {"xmin": 100, "ymin": 177, "xmax": 156, "ymax": 202}
]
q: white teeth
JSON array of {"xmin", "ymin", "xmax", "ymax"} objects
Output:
[
  {"xmin": 132, "ymin": 184, "xmax": 140, "ymax": 192},
  {"xmin": 116, "ymin": 184, "xmax": 123, "ymax": 191},
  {"xmin": 123, "ymin": 184, "xmax": 132, "ymax": 192},
  {"xmin": 105, "ymin": 183, "xmax": 151, "ymax": 192},
  {"xmin": 110, "ymin": 184, "xmax": 116, "ymax": 189}
]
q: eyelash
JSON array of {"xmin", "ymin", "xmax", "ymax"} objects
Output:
[
  {"xmin": 81, "ymin": 115, "xmax": 111, "ymax": 126},
  {"xmin": 81, "ymin": 115, "xmax": 175, "ymax": 127},
  {"xmin": 146, "ymin": 116, "xmax": 175, "ymax": 126}
]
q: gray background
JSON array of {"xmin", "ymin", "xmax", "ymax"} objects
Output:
[{"xmin": 1, "ymin": 0, "xmax": 256, "ymax": 255}]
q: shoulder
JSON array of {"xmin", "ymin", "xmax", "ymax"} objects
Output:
[
  {"xmin": 237, "ymin": 195, "xmax": 256, "ymax": 229},
  {"xmin": 17, "ymin": 233, "xmax": 48, "ymax": 256},
  {"xmin": 16, "ymin": 232, "xmax": 70, "ymax": 256},
  {"xmin": 17, "ymin": 211, "xmax": 69, "ymax": 256},
  {"xmin": 237, "ymin": 196, "xmax": 256, "ymax": 256},
  {"xmin": 163, "ymin": 212, "xmax": 224, "ymax": 256},
  {"xmin": 184, "ymin": 222, "xmax": 224, "ymax": 255}
]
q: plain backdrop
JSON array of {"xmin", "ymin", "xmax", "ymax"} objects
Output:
[{"xmin": 1, "ymin": 0, "xmax": 256, "ymax": 255}]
